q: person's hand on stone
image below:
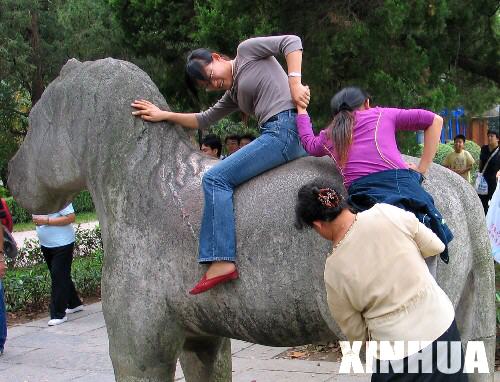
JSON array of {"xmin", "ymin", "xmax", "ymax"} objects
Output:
[
  {"xmin": 131, "ymin": 100, "xmax": 168, "ymax": 122},
  {"xmin": 407, "ymin": 162, "xmax": 427, "ymax": 175}
]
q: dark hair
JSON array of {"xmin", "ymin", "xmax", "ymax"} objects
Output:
[
  {"xmin": 454, "ymin": 134, "xmax": 466, "ymax": 143},
  {"xmin": 201, "ymin": 134, "xmax": 222, "ymax": 157},
  {"xmin": 185, "ymin": 48, "xmax": 214, "ymax": 99},
  {"xmin": 487, "ymin": 130, "xmax": 499, "ymax": 138},
  {"xmin": 225, "ymin": 134, "xmax": 240, "ymax": 144},
  {"xmin": 295, "ymin": 178, "xmax": 349, "ymax": 229},
  {"xmin": 240, "ymin": 133, "xmax": 255, "ymax": 142},
  {"xmin": 327, "ymin": 87, "xmax": 370, "ymax": 165}
]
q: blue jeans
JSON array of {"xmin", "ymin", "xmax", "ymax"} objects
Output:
[
  {"xmin": 0, "ymin": 280, "xmax": 6, "ymax": 352},
  {"xmin": 348, "ymin": 169, "xmax": 453, "ymax": 263},
  {"xmin": 198, "ymin": 109, "xmax": 306, "ymax": 262}
]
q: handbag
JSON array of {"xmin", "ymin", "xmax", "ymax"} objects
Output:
[
  {"xmin": 476, "ymin": 147, "xmax": 499, "ymax": 195},
  {"xmin": 475, "ymin": 173, "xmax": 489, "ymax": 195},
  {"xmin": 3, "ymin": 227, "xmax": 18, "ymax": 259}
]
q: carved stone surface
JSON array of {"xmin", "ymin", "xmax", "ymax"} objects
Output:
[{"xmin": 8, "ymin": 58, "xmax": 495, "ymax": 381}]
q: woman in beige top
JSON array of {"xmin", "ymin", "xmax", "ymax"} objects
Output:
[{"xmin": 295, "ymin": 178, "xmax": 467, "ymax": 381}]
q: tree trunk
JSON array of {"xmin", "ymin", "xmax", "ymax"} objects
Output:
[{"xmin": 29, "ymin": 10, "xmax": 44, "ymax": 105}]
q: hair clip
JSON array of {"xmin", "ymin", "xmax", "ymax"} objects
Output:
[{"xmin": 318, "ymin": 188, "xmax": 342, "ymax": 208}]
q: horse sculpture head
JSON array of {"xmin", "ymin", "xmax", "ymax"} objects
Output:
[
  {"xmin": 8, "ymin": 58, "xmax": 190, "ymax": 214},
  {"xmin": 7, "ymin": 58, "xmax": 495, "ymax": 382}
]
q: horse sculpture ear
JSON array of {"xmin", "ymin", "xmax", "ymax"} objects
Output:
[{"xmin": 60, "ymin": 58, "xmax": 82, "ymax": 78}]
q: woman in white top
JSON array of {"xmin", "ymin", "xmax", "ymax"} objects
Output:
[
  {"xmin": 295, "ymin": 179, "xmax": 467, "ymax": 381},
  {"xmin": 33, "ymin": 203, "xmax": 83, "ymax": 326}
]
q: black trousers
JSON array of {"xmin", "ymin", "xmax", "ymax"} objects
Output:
[
  {"xmin": 41, "ymin": 243, "xmax": 82, "ymax": 319},
  {"xmin": 371, "ymin": 320, "xmax": 468, "ymax": 381},
  {"xmin": 479, "ymin": 193, "xmax": 493, "ymax": 215}
]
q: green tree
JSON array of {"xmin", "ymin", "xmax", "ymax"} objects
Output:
[
  {"xmin": 113, "ymin": 0, "xmax": 499, "ymax": 127},
  {"xmin": 110, "ymin": 0, "xmax": 199, "ymax": 110},
  {"xmin": 0, "ymin": 82, "xmax": 29, "ymax": 185},
  {"xmin": 0, "ymin": 0, "xmax": 130, "ymax": 186}
]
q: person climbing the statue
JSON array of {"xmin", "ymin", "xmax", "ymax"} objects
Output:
[
  {"xmin": 132, "ymin": 35, "xmax": 309, "ymax": 294},
  {"xmin": 295, "ymin": 86, "xmax": 453, "ymax": 274}
]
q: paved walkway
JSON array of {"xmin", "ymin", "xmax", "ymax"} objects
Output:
[
  {"xmin": 1, "ymin": 302, "xmax": 372, "ymax": 382},
  {"xmin": 7, "ymin": 227, "xmax": 498, "ymax": 381}
]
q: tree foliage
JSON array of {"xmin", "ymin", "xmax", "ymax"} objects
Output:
[
  {"xmin": 0, "ymin": 0, "xmax": 498, "ymax": 187},
  {"xmin": 0, "ymin": 0, "xmax": 130, "ymax": 185},
  {"xmin": 112, "ymin": 0, "xmax": 499, "ymax": 126}
]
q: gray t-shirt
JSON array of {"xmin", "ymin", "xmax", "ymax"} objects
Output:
[{"xmin": 195, "ymin": 35, "xmax": 303, "ymax": 128}]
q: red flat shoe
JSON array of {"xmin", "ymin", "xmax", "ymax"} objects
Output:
[{"xmin": 189, "ymin": 269, "xmax": 239, "ymax": 295}]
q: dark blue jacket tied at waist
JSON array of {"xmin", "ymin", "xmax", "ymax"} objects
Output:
[{"xmin": 347, "ymin": 169, "xmax": 453, "ymax": 263}]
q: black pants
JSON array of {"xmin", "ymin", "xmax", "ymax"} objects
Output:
[
  {"xmin": 41, "ymin": 243, "xmax": 82, "ymax": 319},
  {"xmin": 479, "ymin": 193, "xmax": 493, "ymax": 215},
  {"xmin": 372, "ymin": 320, "xmax": 468, "ymax": 381}
]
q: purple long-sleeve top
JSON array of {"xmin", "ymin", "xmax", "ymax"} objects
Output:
[{"xmin": 297, "ymin": 107, "xmax": 436, "ymax": 187}]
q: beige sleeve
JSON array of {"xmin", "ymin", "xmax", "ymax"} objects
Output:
[
  {"xmin": 324, "ymin": 275, "xmax": 367, "ymax": 342},
  {"xmin": 414, "ymin": 221, "xmax": 445, "ymax": 258},
  {"xmin": 395, "ymin": 206, "xmax": 444, "ymax": 258},
  {"xmin": 466, "ymin": 151, "xmax": 475, "ymax": 166}
]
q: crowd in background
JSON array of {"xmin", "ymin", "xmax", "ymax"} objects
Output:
[{"xmin": 200, "ymin": 133, "xmax": 256, "ymax": 159}]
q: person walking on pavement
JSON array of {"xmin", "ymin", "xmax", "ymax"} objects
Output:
[{"xmin": 33, "ymin": 203, "xmax": 83, "ymax": 326}]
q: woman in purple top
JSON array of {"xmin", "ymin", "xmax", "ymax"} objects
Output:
[
  {"xmin": 297, "ymin": 87, "xmax": 442, "ymax": 186},
  {"xmin": 131, "ymin": 35, "xmax": 309, "ymax": 294},
  {"xmin": 297, "ymin": 87, "xmax": 453, "ymax": 268}
]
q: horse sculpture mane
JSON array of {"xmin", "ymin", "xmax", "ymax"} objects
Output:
[{"xmin": 8, "ymin": 58, "xmax": 495, "ymax": 381}]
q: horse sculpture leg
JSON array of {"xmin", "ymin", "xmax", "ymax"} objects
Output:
[
  {"xmin": 179, "ymin": 336, "xmax": 232, "ymax": 382},
  {"xmin": 108, "ymin": 321, "xmax": 184, "ymax": 382},
  {"xmin": 102, "ymin": 276, "xmax": 185, "ymax": 382}
]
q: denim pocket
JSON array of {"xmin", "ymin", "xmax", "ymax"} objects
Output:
[
  {"xmin": 280, "ymin": 127, "xmax": 298, "ymax": 160},
  {"xmin": 260, "ymin": 120, "xmax": 280, "ymax": 136}
]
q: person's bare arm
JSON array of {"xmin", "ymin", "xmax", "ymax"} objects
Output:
[
  {"xmin": 416, "ymin": 115, "xmax": 443, "ymax": 174},
  {"xmin": 131, "ymin": 100, "xmax": 199, "ymax": 129},
  {"xmin": 285, "ymin": 50, "xmax": 310, "ymax": 109},
  {"xmin": 32, "ymin": 213, "xmax": 76, "ymax": 226}
]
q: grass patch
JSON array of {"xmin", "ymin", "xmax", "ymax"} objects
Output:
[{"xmin": 13, "ymin": 211, "xmax": 98, "ymax": 232}]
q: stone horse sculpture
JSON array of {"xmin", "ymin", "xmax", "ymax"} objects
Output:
[{"xmin": 8, "ymin": 58, "xmax": 495, "ymax": 381}]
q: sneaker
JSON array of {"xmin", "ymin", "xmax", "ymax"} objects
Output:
[
  {"xmin": 65, "ymin": 305, "xmax": 84, "ymax": 314},
  {"xmin": 48, "ymin": 316, "xmax": 67, "ymax": 326}
]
